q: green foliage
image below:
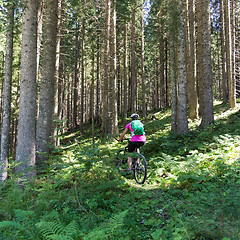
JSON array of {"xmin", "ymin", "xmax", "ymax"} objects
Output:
[{"xmin": 0, "ymin": 104, "xmax": 240, "ymax": 239}]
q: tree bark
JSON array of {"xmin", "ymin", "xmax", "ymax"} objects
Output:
[
  {"xmin": 73, "ymin": 22, "xmax": 80, "ymax": 128},
  {"xmin": 36, "ymin": 0, "xmax": 58, "ymax": 172},
  {"xmin": 176, "ymin": 1, "xmax": 189, "ymax": 135},
  {"xmin": 123, "ymin": 23, "xmax": 128, "ymax": 119},
  {"xmin": 15, "ymin": 0, "xmax": 40, "ymax": 179},
  {"xmin": 141, "ymin": 13, "xmax": 146, "ymax": 117},
  {"xmin": 80, "ymin": 19, "xmax": 85, "ymax": 133},
  {"xmin": 102, "ymin": 0, "xmax": 110, "ymax": 133},
  {"xmin": 109, "ymin": 0, "xmax": 118, "ymax": 135},
  {"xmin": 197, "ymin": 0, "xmax": 214, "ymax": 129},
  {"xmin": 0, "ymin": 2, "xmax": 14, "ymax": 182},
  {"xmin": 131, "ymin": 7, "xmax": 137, "ymax": 113},
  {"xmin": 220, "ymin": 0, "xmax": 228, "ymax": 103},
  {"xmin": 185, "ymin": 0, "xmax": 198, "ymax": 119}
]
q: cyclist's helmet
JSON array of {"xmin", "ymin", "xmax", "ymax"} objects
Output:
[{"xmin": 130, "ymin": 113, "xmax": 139, "ymax": 120}]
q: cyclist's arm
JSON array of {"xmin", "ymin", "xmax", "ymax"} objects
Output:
[{"xmin": 118, "ymin": 128, "xmax": 128, "ymax": 141}]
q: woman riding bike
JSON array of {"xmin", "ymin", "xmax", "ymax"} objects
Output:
[{"xmin": 118, "ymin": 113, "xmax": 146, "ymax": 172}]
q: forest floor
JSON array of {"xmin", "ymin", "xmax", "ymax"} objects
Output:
[{"xmin": 0, "ymin": 101, "xmax": 240, "ymax": 240}]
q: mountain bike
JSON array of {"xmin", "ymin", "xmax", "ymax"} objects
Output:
[{"xmin": 116, "ymin": 139, "xmax": 147, "ymax": 184}]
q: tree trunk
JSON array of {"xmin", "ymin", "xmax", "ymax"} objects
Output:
[
  {"xmin": 141, "ymin": 13, "xmax": 146, "ymax": 117},
  {"xmin": 109, "ymin": 0, "xmax": 118, "ymax": 135},
  {"xmin": 176, "ymin": 1, "xmax": 189, "ymax": 135},
  {"xmin": 159, "ymin": 23, "xmax": 165, "ymax": 109},
  {"xmin": 15, "ymin": 0, "xmax": 40, "ymax": 179},
  {"xmin": 102, "ymin": 0, "xmax": 110, "ymax": 133},
  {"xmin": 73, "ymin": 22, "xmax": 80, "ymax": 128},
  {"xmin": 220, "ymin": 0, "xmax": 228, "ymax": 103},
  {"xmin": 226, "ymin": 0, "xmax": 235, "ymax": 108},
  {"xmin": 0, "ymin": 2, "xmax": 14, "ymax": 182},
  {"xmin": 131, "ymin": 7, "xmax": 137, "ymax": 113},
  {"xmin": 80, "ymin": 19, "xmax": 85, "ymax": 133},
  {"xmin": 185, "ymin": 0, "xmax": 198, "ymax": 119},
  {"xmin": 171, "ymin": 41, "xmax": 177, "ymax": 133},
  {"xmin": 197, "ymin": 0, "xmax": 214, "ymax": 129},
  {"xmin": 123, "ymin": 23, "xmax": 128, "ymax": 119},
  {"xmin": 95, "ymin": 34, "xmax": 101, "ymax": 123},
  {"xmin": 36, "ymin": 0, "xmax": 58, "ymax": 172}
]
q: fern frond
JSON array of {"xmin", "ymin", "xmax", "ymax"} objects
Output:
[
  {"xmin": 0, "ymin": 220, "xmax": 24, "ymax": 231},
  {"xmin": 13, "ymin": 209, "xmax": 36, "ymax": 222},
  {"xmin": 36, "ymin": 221, "xmax": 65, "ymax": 237},
  {"xmin": 41, "ymin": 210, "xmax": 60, "ymax": 221},
  {"xmin": 63, "ymin": 220, "xmax": 79, "ymax": 236},
  {"xmin": 84, "ymin": 210, "xmax": 128, "ymax": 240}
]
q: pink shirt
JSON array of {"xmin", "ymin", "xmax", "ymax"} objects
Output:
[{"xmin": 126, "ymin": 122, "xmax": 146, "ymax": 142}]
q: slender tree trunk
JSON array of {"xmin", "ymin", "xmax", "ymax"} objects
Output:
[
  {"xmin": 102, "ymin": 0, "xmax": 110, "ymax": 133},
  {"xmin": 185, "ymin": 0, "xmax": 198, "ymax": 119},
  {"xmin": 109, "ymin": 0, "xmax": 118, "ymax": 135},
  {"xmin": 36, "ymin": 0, "xmax": 58, "ymax": 172},
  {"xmin": 197, "ymin": 0, "xmax": 214, "ymax": 129},
  {"xmin": 54, "ymin": 0, "xmax": 63, "ymax": 146},
  {"xmin": 73, "ymin": 22, "xmax": 80, "ymax": 128},
  {"xmin": 141, "ymin": 14, "xmax": 146, "ymax": 117},
  {"xmin": 123, "ymin": 23, "xmax": 128, "ymax": 119},
  {"xmin": 80, "ymin": 20, "xmax": 85, "ymax": 133},
  {"xmin": 90, "ymin": 41, "xmax": 95, "ymax": 142},
  {"xmin": 131, "ymin": 7, "xmax": 137, "ymax": 113},
  {"xmin": 220, "ymin": 0, "xmax": 228, "ymax": 103},
  {"xmin": 176, "ymin": 1, "xmax": 189, "ymax": 134},
  {"xmin": 0, "ymin": 2, "xmax": 14, "ymax": 182},
  {"xmin": 15, "ymin": 0, "xmax": 40, "ymax": 179},
  {"xmin": 171, "ymin": 41, "xmax": 177, "ymax": 133},
  {"xmin": 226, "ymin": 0, "xmax": 236, "ymax": 108},
  {"xmin": 95, "ymin": 34, "xmax": 101, "ymax": 123}
]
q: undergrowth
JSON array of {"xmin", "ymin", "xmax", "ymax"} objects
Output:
[{"xmin": 0, "ymin": 102, "xmax": 239, "ymax": 239}]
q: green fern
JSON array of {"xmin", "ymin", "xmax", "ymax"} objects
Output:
[
  {"xmin": 36, "ymin": 219, "xmax": 81, "ymax": 240},
  {"xmin": 84, "ymin": 210, "xmax": 128, "ymax": 240}
]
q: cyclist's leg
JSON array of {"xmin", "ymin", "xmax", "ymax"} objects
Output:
[{"xmin": 127, "ymin": 141, "xmax": 136, "ymax": 170}]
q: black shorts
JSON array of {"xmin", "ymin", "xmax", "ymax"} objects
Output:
[{"xmin": 127, "ymin": 141, "xmax": 145, "ymax": 152}]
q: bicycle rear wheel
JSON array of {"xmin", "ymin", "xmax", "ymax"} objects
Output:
[{"xmin": 133, "ymin": 154, "xmax": 147, "ymax": 184}]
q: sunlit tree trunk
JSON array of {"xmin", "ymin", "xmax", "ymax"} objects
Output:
[
  {"xmin": 220, "ymin": 0, "xmax": 228, "ymax": 103},
  {"xmin": 36, "ymin": 0, "xmax": 58, "ymax": 172},
  {"xmin": 159, "ymin": 23, "xmax": 165, "ymax": 109},
  {"xmin": 16, "ymin": 0, "xmax": 40, "ymax": 179},
  {"xmin": 54, "ymin": 0, "xmax": 64, "ymax": 146},
  {"xmin": 102, "ymin": 0, "xmax": 111, "ymax": 133},
  {"xmin": 176, "ymin": 0, "xmax": 189, "ymax": 134},
  {"xmin": 0, "ymin": 2, "xmax": 14, "ymax": 182},
  {"xmin": 123, "ymin": 23, "xmax": 128, "ymax": 119},
  {"xmin": 141, "ymin": 12, "xmax": 146, "ymax": 117},
  {"xmin": 185, "ymin": 0, "xmax": 198, "ymax": 119},
  {"xmin": 225, "ymin": 0, "xmax": 235, "ymax": 108},
  {"xmin": 197, "ymin": 0, "xmax": 214, "ymax": 129},
  {"xmin": 131, "ymin": 7, "xmax": 137, "ymax": 112},
  {"xmin": 109, "ymin": 0, "xmax": 118, "ymax": 135},
  {"xmin": 73, "ymin": 22, "xmax": 80, "ymax": 128}
]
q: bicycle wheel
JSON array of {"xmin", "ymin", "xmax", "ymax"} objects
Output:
[
  {"xmin": 116, "ymin": 149, "xmax": 129, "ymax": 173},
  {"xmin": 133, "ymin": 154, "xmax": 147, "ymax": 184}
]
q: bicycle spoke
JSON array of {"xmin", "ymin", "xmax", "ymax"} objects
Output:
[{"xmin": 133, "ymin": 154, "xmax": 147, "ymax": 184}]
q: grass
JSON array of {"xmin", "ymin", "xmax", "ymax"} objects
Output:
[{"xmin": 0, "ymin": 102, "xmax": 239, "ymax": 239}]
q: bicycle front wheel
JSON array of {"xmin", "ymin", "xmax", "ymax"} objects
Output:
[{"xmin": 133, "ymin": 154, "xmax": 147, "ymax": 184}]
